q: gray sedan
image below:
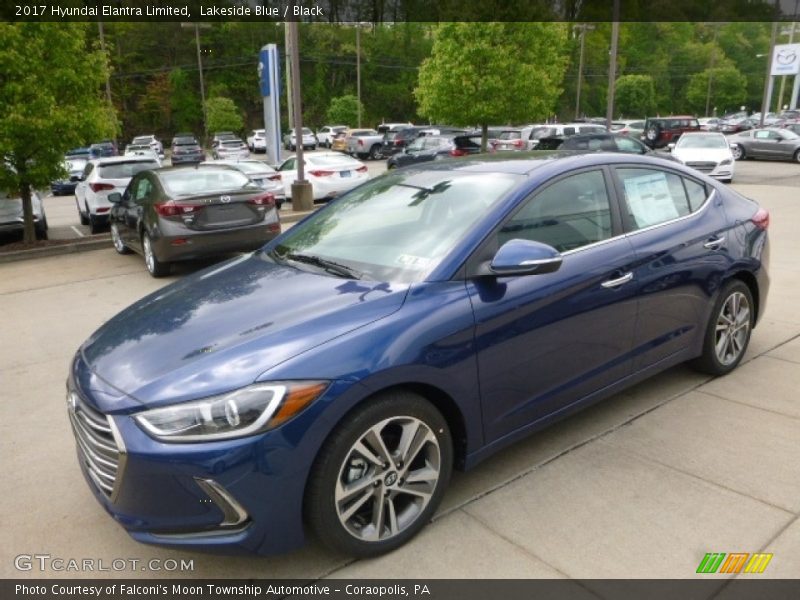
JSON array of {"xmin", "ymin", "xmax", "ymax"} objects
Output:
[{"xmin": 728, "ymin": 128, "xmax": 800, "ymax": 162}]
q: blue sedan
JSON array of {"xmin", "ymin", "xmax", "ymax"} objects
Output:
[{"xmin": 67, "ymin": 153, "xmax": 769, "ymax": 557}]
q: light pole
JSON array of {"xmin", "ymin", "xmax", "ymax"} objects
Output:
[
  {"xmin": 181, "ymin": 23, "xmax": 211, "ymax": 139},
  {"xmin": 573, "ymin": 23, "xmax": 595, "ymax": 120},
  {"xmin": 287, "ymin": 21, "xmax": 314, "ymax": 211},
  {"xmin": 704, "ymin": 25, "xmax": 719, "ymax": 117},
  {"xmin": 284, "ymin": 23, "xmax": 293, "ymax": 130},
  {"xmin": 605, "ymin": 0, "xmax": 621, "ymax": 131},
  {"xmin": 356, "ymin": 25, "xmax": 362, "ymax": 127},
  {"xmin": 759, "ymin": 21, "xmax": 779, "ymax": 127}
]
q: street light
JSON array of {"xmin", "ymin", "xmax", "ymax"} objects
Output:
[
  {"xmin": 573, "ymin": 23, "xmax": 596, "ymax": 120},
  {"xmin": 354, "ymin": 22, "xmax": 370, "ymax": 128},
  {"xmin": 181, "ymin": 23, "xmax": 211, "ymax": 139}
]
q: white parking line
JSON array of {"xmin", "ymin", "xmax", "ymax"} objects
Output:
[{"xmin": 70, "ymin": 226, "xmax": 85, "ymax": 238}]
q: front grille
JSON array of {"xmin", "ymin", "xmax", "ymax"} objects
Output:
[
  {"xmin": 67, "ymin": 391, "xmax": 125, "ymax": 501},
  {"xmin": 685, "ymin": 161, "xmax": 717, "ymax": 173}
]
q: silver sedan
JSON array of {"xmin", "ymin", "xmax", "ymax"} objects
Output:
[{"xmin": 728, "ymin": 128, "xmax": 800, "ymax": 162}]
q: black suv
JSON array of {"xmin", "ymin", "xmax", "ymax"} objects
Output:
[
  {"xmin": 642, "ymin": 116, "xmax": 701, "ymax": 148},
  {"xmin": 379, "ymin": 127, "xmax": 424, "ymax": 157},
  {"xmin": 170, "ymin": 133, "xmax": 205, "ymax": 165}
]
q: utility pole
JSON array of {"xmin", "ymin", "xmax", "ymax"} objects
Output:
[
  {"xmin": 97, "ymin": 22, "xmax": 113, "ymax": 107},
  {"xmin": 181, "ymin": 23, "xmax": 211, "ymax": 139},
  {"xmin": 704, "ymin": 25, "xmax": 719, "ymax": 117},
  {"xmin": 284, "ymin": 23, "xmax": 293, "ymax": 131},
  {"xmin": 288, "ymin": 21, "xmax": 314, "ymax": 211},
  {"xmin": 605, "ymin": 0, "xmax": 621, "ymax": 131},
  {"xmin": 760, "ymin": 20, "xmax": 779, "ymax": 127},
  {"xmin": 574, "ymin": 24, "xmax": 595, "ymax": 120},
  {"xmin": 356, "ymin": 25, "xmax": 362, "ymax": 127}
]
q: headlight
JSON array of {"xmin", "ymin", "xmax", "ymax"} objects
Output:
[
  {"xmin": 134, "ymin": 381, "xmax": 328, "ymax": 442},
  {"xmin": 719, "ymin": 159, "xmax": 732, "ymax": 166}
]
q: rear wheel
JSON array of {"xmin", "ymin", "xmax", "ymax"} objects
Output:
[
  {"xmin": 142, "ymin": 232, "xmax": 170, "ymax": 277},
  {"xmin": 88, "ymin": 211, "xmax": 103, "ymax": 234},
  {"xmin": 690, "ymin": 280, "xmax": 753, "ymax": 376},
  {"xmin": 35, "ymin": 217, "xmax": 48, "ymax": 240},
  {"xmin": 306, "ymin": 390, "xmax": 453, "ymax": 557},
  {"xmin": 77, "ymin": 198, "xmax": 89, "ymax": 225},
  {"xmin": 111, "ymin": 223, "xmax": 131, "ymax": 255},
  {"xmin": 369, "ymin": 144, "xmax": 382, "ymax": 160}
]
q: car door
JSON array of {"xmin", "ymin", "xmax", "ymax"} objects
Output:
[
  {"xmin": 751, "ymin": 130, "xmax": 776, "ymax": 158},
  {"xmin": 74, "ymin": 162, "xmax": 94, "ymax": 207},
  {"xmin": 466, "ymin": 168, "xmax": 640, "ymax": 442},
  {"xmin": 612, "ymin": 166, "xmax": 731, "ymax": 371},
  {"xmin": 278, "ymin": 158, "xmax": 297, "ymax": 196},
  {"xmin": 122, "ymin": 174, "xmax": 154, "ymax": 251}
]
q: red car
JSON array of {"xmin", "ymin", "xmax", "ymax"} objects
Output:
[{"xmin": 642, "ymin": 116, "xmax": 701, "ymax": 148}]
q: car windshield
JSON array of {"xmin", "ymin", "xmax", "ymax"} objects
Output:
[
  {"xmin": 677, "ymin": 135, "xmax": 729, "ymax": 149},
  {"xmin": 97, "ymin": 161, "xmax": 158, "ymax": 179},
  {"xmin": 132, "ymin": 137, "xmax": 152, "ymax": 144},
  {"xmin": 264, "ymin": 170, "xmax": 521, "ymax": 283},
  {"xmin": 65, "ymin": 159, "xmax": 87, "ymax": 171},
  {"xmin": 160, "ymin": 168, "xmax": 254, "ymax": 195},
  {"xmin": 221, "ymin": 141, "xmax": 243, "ymax": 147},
  {"xmin": 498, "ymin": 131, "xmax": 521, "ymax": 140}
]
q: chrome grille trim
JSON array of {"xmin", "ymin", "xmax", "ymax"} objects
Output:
[{"xmin": 67, "ymin": 390, "xmax": 127, "ymax": 502}]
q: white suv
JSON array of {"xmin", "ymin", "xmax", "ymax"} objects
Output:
[
  {"xmin": 317, "ymin": 125, "xmax": 347, "ymax": 148},
  {"xmin": 74, "ymin": 156, "xmax": 160, "ymax": 233},
  {"xmin": 129, "ymin": 135, "xmax": 164, "ymax": 158},
  {"xmin": 246, "ymin": 129, "xmax": 266, "ymax": 153}
]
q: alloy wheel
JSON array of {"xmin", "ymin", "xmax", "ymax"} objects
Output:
[
  {"xmin": 334, "ymin": 416, "xmax": 441, "ymax": 543},
  {"xmin": 143, "ymin": 234, "xmax": 155, "ymax": 273},
  {"xmin": 714, "ymin": 291, "xmax": 750, "ymax": 366},
  {"xmin": 111, "ymin": 224, "xmax": 125, "ymax": 253}
]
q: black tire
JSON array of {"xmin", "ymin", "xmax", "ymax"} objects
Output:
[
  {"xmin": 35, "ymin": 217, "xmax": 48, "ymax": 240},
  {"xmin": 142, "ymin": 232, "xmax": 170, "ymax": 277},
  {"xmin": 306, "ymin": 390, "xmax": 453, "ymax": 557},
  {"xmin": 368, "ymin": 144, "xmax": 382, "ymax": 160},
  {"xmin": 690, "ymin": 280, "xmax": 754, "ymax": 376},
  {"xmin": 731, "ymin": 144, "xmax": 745, "ymax": 160},
  {"xmin": 77, "ymin": 198, "xmax": 89, "ymax": 225},
  {"xmin": 793, "ymin": 149, "xmax": 800, "ymax": 164},
  {"xmin": 110, "ymin": 223, "xmax": 132, "ymax": 255},
  {"xmin": 88, "ymin": 211, "xmax": 103, "ymax": 234},
  {"xmin": 644, "ymin": 124, "xmax": 661, "ymax": 147}
]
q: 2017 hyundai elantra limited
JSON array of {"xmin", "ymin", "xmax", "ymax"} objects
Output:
[{"xmin": 68, "ymin": 153, "xmax": 769, "ymax": 557}]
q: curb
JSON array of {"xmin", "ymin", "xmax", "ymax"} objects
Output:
[{"xmin": 0, "ymin": 209, "xmax": 316, "ymax": 265}]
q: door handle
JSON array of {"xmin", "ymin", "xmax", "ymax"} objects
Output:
[
  {"xmin": 703, "ymin": 235, "xmax": 725, "ymax": 250},
  {"xmin": 601, "ymin": 272, "xmax": 633, "ymax": 289}
]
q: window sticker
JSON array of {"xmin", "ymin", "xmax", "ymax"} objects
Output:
[
  {"xmin": 623, "ymin": 172, "xmax": 680, "ymax": 228},
  {"xmin": 396, "ymin": 254, "xmax": 432, "ymax": 268}
]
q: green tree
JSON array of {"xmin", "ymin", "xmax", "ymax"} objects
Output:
[
  {"xmin": 326, "ymin": 95, "xmax": 364, "ymax": 126},
  {"xmin": 0, "ymin": 23, "xmax": 116, "ymax": 243},
  {"xmin": 205, "ymin": 97, "xmax": 243, "ymax": 134},
  {"xmin": 169, "ymin": 68, "xmax": 202, "ymax": 134},
  {"xmin": 686, "ymin": 66, "xmax": 747, "ymax": 116},
  {"xmin": 615, "ymin": 74, "xmax": 656, "ymax": 117},
  {"xmin": 415, "ymin": 23, "xmax": 569, "ymax": 150}
]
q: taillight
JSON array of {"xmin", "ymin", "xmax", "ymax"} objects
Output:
[
  {"xmin": 154, "ymin": 201, "xmax": 203, "ymax": 217},
  {"xmin": 751, "ymin": 208, "xmax": 769, "ymax": 230},
  {"xmin": 512, "ymin": 139, "xmax": 524, "ymax": 149},
  {"xmin": 358, "ymin": 139, "xmax": 364, "ymax": 146},
  {"xmin": 247, "ymin": 192, "xmax": 274, "ymax": 206},
  {"xmin": 309, "ymin": 170, "xmax": 334, "ymax": 177},
  {"xmin": 267, "ymin": 174, "xmax": 282, "ymax": 181},
  {"xmin": 89, "ymin": 182, "xmax": 114, "ymax": 193},
  {"xmin": 449, "ymin": 148, "xmax": 469, "ymax": 157},
  {"xmin": 356, "ymin": 166, "xmax": 368, "ymax": 173},
  {"xmin": 396, "ymin": 140, "xmax": 406, "ymax": 146}
]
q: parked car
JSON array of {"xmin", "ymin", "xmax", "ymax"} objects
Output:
[
  {"xmin": 727, "ymin": 127, "xmax": 800, "ymax": 162},
  {"xmin": 387, "ymin": 134, "xmax": 482, "ymax": 168},
  {"xmin": 343, "ymin": 129, "xmax": 384, "ymax": 159},
  {"xmin": 74, "ymin": 156, "xmax": 160, "ymax": 233},
  {"xmin": 0, "ymin": 189, "xmax": 48, "ymax": 239},
  {"xmin": 283, "ymin": 128, "xmax": 318, "ymax": 151},
  {"xmin": 697, "ymin": 117, "xmax": 721, "ymax": 131},
  {"xmin": 67, "ymin": 153, "xmax": 770, "ymax": 558},
  {"xmin": 51, "ymin": 157, "xmax": 88, "ymax": 195},
  {"xmin": 107, "ymin": 166, "xmax": 279, "ymax": 277},
  {"xmin": 317, "ymin": 125, "xmax": 348, "ymax": 148},
  {"xmin": 212, "ymin": 138, "xmax": 250, "ymax": 160},
  {"xmin": 527, "ymin": 123, "xmax": 607, "ymax": 149},
  {"xmin": 277, "ymin": 152, "xmax": 368, "ymax": 201},
  {"xmin": 170, "ymin": 134, "xmax": 205, "ymax": 165},
  {"xmin": 611, "ymin": 120, "xmax": 646, "ymax": 138},
  {"xmin": 211, "ymin": 132, "xmax": 238, "ymax": 149},
  {"xmin": 66, "ymin": 147, "xmax": 92, "ymax": 160},
  {"xmin": 493, "ymin": 128, "xmax": 527, "ymax": 152},
  {"xmin": 200, "ymin": 159, "xmax": 285, "ymax": 209},
  {"xmin": 718, "ymin": 117, "xmax": 755, "ymax": 134},
  {"xmin": 642, "ymin": 116, "xmax": 701, "ymax": 148},
  {"xmin": 89, "ymin": 140, "xmax": 118, "ymax": 158},
  {"xmin": 782, "ymin": 122, "xmax": 800, "ymax": 136},
  {"xmin": 548, "ymin": 133, "xmax": 679, "ymax": 162},
  {"xmin": 246, "ymin": 129, "xmax": 267, "ymax": 153},
  {"xmin": 669, "ymin": 132, "xmax": 736, "ymax": 182},
  {"xmin": 379, "ymin": 126, "xmax": 425, "ymax": 157},
  {"xmin": 330, "ymin": 131, "xmax": 348, "ymax": 152},
  {"xmin": 129, "ymin": 135, "xmax": 163, "ymax": 158},
  {"xmin": 376, "ymin": 122, "xmax": 414, "ymax": 134},
  {"xmin": 124, "ymin": 145, "xmax": 162, "ymax": 166}
]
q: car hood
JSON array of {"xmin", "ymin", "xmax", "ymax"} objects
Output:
[
  {"xmin": 673, "ymin": 148, "xmax": 732, "ymax": 162},
  {"xmin": 80, "ymin": 254, "xmax": 409, "ymax": 410}
]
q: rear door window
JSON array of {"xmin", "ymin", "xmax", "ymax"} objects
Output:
[{"xmin": 615, "ymin": 168, "xmax": 693, "ymax": 229}]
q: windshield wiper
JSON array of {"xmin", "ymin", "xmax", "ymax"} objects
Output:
[{"xmin": 284, "ymin": 252, "xmax": 362, "ymax": 279}]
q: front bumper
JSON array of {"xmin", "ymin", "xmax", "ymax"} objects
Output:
[{"xmin": 66, "ymin": 357, "xmax": 356, "ymax": 555}]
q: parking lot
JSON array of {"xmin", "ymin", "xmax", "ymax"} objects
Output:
[{"xmin": 1, "ymin": 160, "xmax": 799, "ymax": 582}]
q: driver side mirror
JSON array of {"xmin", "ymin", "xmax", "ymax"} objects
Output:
[
  {"xmin": 478, "ymin": 239, "xmax": 563, "ymax": 277},
  {"xmin": 666, "ymin": 143, "xmax": 675, "ymax": 151},
  {"xmin": 108, "ymin": 192, "xmax": 122, "ymax": 204}
]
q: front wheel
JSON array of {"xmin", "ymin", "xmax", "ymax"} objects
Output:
[
  {"xmin": 690, "ymin": 280, "xmax": 753, "ymax": 376},
  {"xmin": 793, "ymin": 149, "xmax": 800, "ymax": 163},
  {"xmin": 731, "ymin": 145, "xmax": 744, "ymax": 160},
  {"xmin": 111, "ymin": 223, "xmax": 132, "ymax": 254},
  {"xmin": 142, "ymin": 232, "xmax": 170, "ymax": 277},
  {"xmin": 306, "ymin": 391, "xmax": 453, "ymax": 557}
]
